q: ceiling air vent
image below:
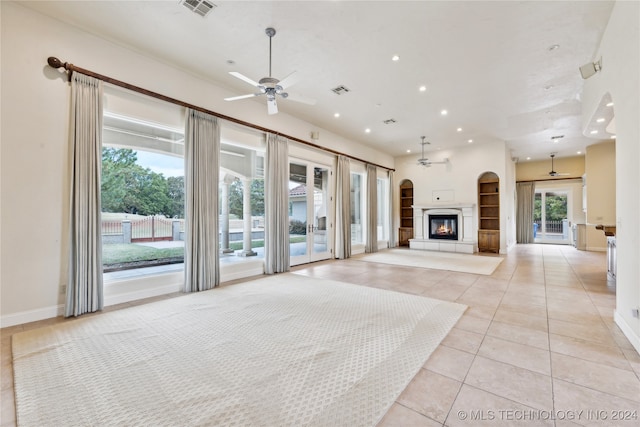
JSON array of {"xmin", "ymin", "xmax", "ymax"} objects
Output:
[
  {"xmin": 331, "ymin": 85, "xmax": 350, "ymax": 95},
  {"xmin": 383, "ymin": 118, "xmax": 397, "ymax": 125},
  {"xmin": 181, "ymin": 0, "xmax": 217, "ymax": 17}
]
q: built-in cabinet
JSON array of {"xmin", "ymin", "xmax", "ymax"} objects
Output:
[
  {"xmin": 478, "ymin": 173, "xmax": 500, "ymax": 253},
  {"xmin": 399, "ymin": 180, "xmax": 414, "ymax": 246}
]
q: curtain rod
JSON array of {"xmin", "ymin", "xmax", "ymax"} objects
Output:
[
  {"xmin": 516, "ymin": 177, "xmax": 582, "ymax": 183},
  {"xmin": 47, "ymin": 57, "xmax": 394, "ymax": 172}
]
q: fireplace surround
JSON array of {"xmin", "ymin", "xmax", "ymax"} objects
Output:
[{"xmin": 409, "ymin": 204, "xmax": 476, "ymax": 253}]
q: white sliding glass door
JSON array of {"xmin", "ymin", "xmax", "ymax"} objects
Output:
[{"xmin": 534, "ymin": 190, "xmax": 570, "ymax": 244}]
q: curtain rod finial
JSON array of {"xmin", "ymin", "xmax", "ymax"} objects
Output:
[{"xmin": 47, "ymin": 56, "xmax": 65, "ymax": 69}]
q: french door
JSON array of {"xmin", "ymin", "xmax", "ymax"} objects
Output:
[
  {"xmin": 289, "ymin": 160, "xmax": 333, "ymax": 266},
  {"xmin": 534, "ymin": 190, "xmax": 570, "ymax": 244}
]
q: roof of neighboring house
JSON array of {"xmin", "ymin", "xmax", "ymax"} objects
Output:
[{"xmin": 289, "ymin": 184, "xmax": 306, "ymax": 197}]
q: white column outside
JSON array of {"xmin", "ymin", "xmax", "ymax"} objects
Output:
[{"xmin": 238, "ymin": 178, "xmax": 257, "ymax": 257}]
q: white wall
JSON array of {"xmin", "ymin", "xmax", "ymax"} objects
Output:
[
  {"xmin": 581, "ymin": 1, "xmax": 640, "ymax": 353},
  {"xmin": 0, "ymin": 2, "xmax": 393, "ymax": 325},
  {"xmin": 394, "ymin": 140, "xmax": 511, "ymax": 253}
]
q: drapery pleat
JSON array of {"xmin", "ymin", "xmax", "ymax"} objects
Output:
[
  {"xmin": 388, "ymin": 170, "xmax": 396, "ymax": 248},
  {"xmin": 516, "ymin": 182, "xmax": 536, "ymax": 243},
  {"xmin": 264, "ymin": 133, "xmax": 290, "ymax": 274},
  {"xmin": 335, "ymin": 155, "xmax": 351, "ymax": 259},
  {"xmin": 184, "ymin": 109, "xmax": 220, "ymax": 292},
  {"xmin": 66, "ymin": 73, "xmax": 104, "ymax": 317},
  {"xmin": 365, "ymin": 163, "xmax": 378, "ymax": 253}
]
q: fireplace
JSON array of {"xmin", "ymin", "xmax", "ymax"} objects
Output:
[
  {"xmin": 429, "ymin": 214, "xmax": 458, "ymax": 240},
  {"xmin": 410, "ymin": 204, "xmax": 475, "ymax": 253}
]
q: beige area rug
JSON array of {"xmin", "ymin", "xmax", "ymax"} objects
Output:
[
  {"xmin": 356, "ymin": 248, "xmax": 503, "ymax": 275},
  {"xmin": 12, "ymin": 274, "xmax": 466, "ymax": 427}
]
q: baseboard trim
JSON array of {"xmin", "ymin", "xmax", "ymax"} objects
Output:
[
  {"xmin": 2, "ymin": 263, "xmax": 266, "ymax": 328},
  {"xmin": 586, "ymin": 246, "xmax": 607, "ymax": 252},
  {"xmin": 614, "ymin": 310, "xmax": 640, "ymax": 355},
  {"xmin": 1, "ymin": 305, "xmax": 64, "ymax": 328}
]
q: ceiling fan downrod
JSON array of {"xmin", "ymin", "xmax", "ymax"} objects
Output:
[{"xmin": 266, "ymin": 27, "xmax": 276, "ymax": 78}]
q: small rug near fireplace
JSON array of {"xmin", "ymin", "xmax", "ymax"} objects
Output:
[
  {"xmin": 356, "ymin": 248, "xmax": 503, "ymax": 275},
  {"xmin": 12, "ymin": 274, "xmax": 466, "ymax": 427}
]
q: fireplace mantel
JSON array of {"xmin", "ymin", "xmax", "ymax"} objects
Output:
[{"xmin": 409, "ymin": 204, "xmax": 477, "ymax": 253}]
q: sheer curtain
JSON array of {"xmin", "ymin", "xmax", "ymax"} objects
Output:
[
  {"xmin": 184, "ymin": 109, "xmax": 220, "ymax": 292},
  {"xmin": 365, "ymin": 163, "xmax": 378, "ymax": 253},
  {"xmin": 66, "ymin": 73, "xmax": 104, "ymax": 317},
  {"xmin": 388, "ymin": 170, "xmax": 396, "ymax": 248},
  {"xmin": 264, "ymin": 133, "xmax": 290, "ymax": 274},
  {"xmin": 335, "ymin": 155, "xmax": 351, "ymax": 259},
  {"xmin": 516, "ymin": 182, "xmax": 536, "ymax": 243}
]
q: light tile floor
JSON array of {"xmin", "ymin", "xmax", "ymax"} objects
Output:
[{"xmin": 2, "ymin": 244, "xmax": 639, "ymax": 426}]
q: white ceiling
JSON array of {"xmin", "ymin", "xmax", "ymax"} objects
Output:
[{"xmin": 23, "ymin": 0, "xmax": 616, "ymax": 161}]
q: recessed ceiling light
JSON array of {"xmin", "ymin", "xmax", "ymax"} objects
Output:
[
  {"xmin": 365, "ymin": 128, "xmax": 371, "ymax": 133},
  {"xmin": 606, "ymin": 102, "xmax": 614, "ymax": 107},
  {"xmin": 419, "ymin": 85, "xmax": 426, "ymax": 92},
  {"xmin": 544, "ymin": 85, "xmax": 554, "ymax": 90},
  {"xmin": 548, "ymin": 44, "xmax": 560, "ymax": 51},
  {"xmin": 334, "ymin": 113, "xmax": 340, "ymax": 118},
  {"xmin": 596, "ymin": 117, "xmax": 605, "ymax": 123},
  {"xmin": 406, "ymin": 149, "xmax": 411, "ymax": 153},
  {"xmin": 456, "ymin": 127, "xmax": 463, "ymax": 132},
  {"xmin": 526, "ymin": 157, "xmax": 531, "ymax": 160},
  {"xmin": 440, "ymin": 109, "xmax": 448, "ymax": 116},
  {"xmin": 577, "ymin": 151, "xmax": 582, "ymax": 154},
  {"xmin": 611, "ymin": 135, "xmax": 617, "ymax": 139},
  {"xmin": 467, "ymin": 139, "xmax": 473, "ymax": 143},
  {"xmin": 590, "ymin": 130, "xmax": 598, "ymax": 134},
  {"xmin": 392, "ymin": 55, "xmax": 400, "ymax": 61},
  {"xmin": 226, "ymin": 59, "xmax": 235, "ymax": 65}
]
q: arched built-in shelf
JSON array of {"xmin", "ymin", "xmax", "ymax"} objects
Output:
[
  {"xmin": 399, "ymin": 180, "xmax": 414, "ymax": 246},
  {"xmin": 478, "ymin": 172, "xmax": 500, "ymax": 253}
]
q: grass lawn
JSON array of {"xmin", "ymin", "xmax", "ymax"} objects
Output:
[
  {"xmin": 103, "ymin": 236, "xmax": 307, "ymax": 265},
  {"xmin": 102, "ymin": 244, "xmax": 184, "ymax": 264}
]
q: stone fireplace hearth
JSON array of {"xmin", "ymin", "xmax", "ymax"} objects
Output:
[{"xmin": 409, "ymin": 204, "xmax": 477, "ymax": 253}]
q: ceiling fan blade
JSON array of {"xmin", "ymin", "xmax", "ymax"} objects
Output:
[
  {"xmin": 224, "ymin": 93, "xmax": 261, "ymax": 101},
  {"xmin": 267, "ymin": 98, "xmax": 278, "ymax": 115},
  {"xmin": 277, "ymin": 71, "xmax": 299, "ymax": 89},
  {"xmin": 229, "ymin": 71, "xmax": 259, "ymax": 88},
  {"xmin": 285, "ymin": 92, "xmax": 317, "ymax": 105}
]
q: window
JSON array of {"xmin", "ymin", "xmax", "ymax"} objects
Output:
[
  {"xmin": 101, "ymin": 112, "xmax": 185, "ymax": 277},
  {"xmin": 350, "ymin": 172, "xmax": 364, "ymax": 245},
  {"xmin": 377, "ymin": 178, "xmax": 389, "ymax": 241},
  {"xmin": 218, "ymin": 130, "xmax": 266, "ymax": 259}
]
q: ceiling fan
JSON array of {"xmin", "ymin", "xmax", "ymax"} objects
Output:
[
  {"xmin": 417, "ymin": 136, "xmax": 449, "ymax": 167},
  {"xmin": 224, "ymin": 27, "xmax": 316, "ymax": 115},
  {"xmin": 546, "ymin": 153, "xmax": 570, "ymax": 177}
]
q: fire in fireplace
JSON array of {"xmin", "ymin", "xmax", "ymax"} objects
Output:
[{"xmin": 429, "ymin": 214, "xmax": 458, "ymax": 240}]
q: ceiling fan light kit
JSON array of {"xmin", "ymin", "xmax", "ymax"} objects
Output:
[{"xmin": 224, "ymin": 27, "xmax": 315, "ymax": 115}]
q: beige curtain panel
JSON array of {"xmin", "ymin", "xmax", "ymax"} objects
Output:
[
  {"xmin": 516, "ymin": 182, "xmax": 536, "ymax": 243},
  {"xmin": 66, "ymin": 72, "xmax": 104, "ymax": 317},
  {"xmin": 184, "ymin": 109, "xmax": 220, "ymax": 292},
  {"xmin": 335, "ymin": 155, "xmax": 351, "ymax": 259},
  {"xmin": 264, "ymin": 133, "xmax": 290, "ymax": 274},
  {"xmin": 365, "ymin": 164, "xmax": 378, "ymax": 253}
]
